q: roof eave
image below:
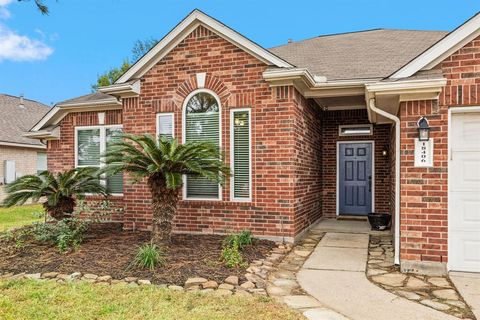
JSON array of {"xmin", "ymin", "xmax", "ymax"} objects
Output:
[{"xmin": 98, "ymin": 80, "xmax": 141, "ymax": 98}]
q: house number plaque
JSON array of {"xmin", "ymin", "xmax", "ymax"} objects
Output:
[{"xmin": 414, "ymin": 138, "xmax": 434, "ymax": 168}]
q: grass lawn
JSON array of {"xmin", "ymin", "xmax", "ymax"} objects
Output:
[
  {"xmin": 0, "ymin": 280, "xmax": 303, "ymax": 320},
  {"xmin": 0, "ymin": 204, "xmax": 44, "ymax": 232}
]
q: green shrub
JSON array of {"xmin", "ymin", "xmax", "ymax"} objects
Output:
[
  {"xmin": 16, "ymin": 218, "xmax": 89, "ymax": 253},
  {"xmin": 221, "ymin": 237, "xmax": 246, "ymax": 268},
  {"xmin": 133, "ymin": 243, "xmax": 166, "ymax": 270},
  {"xmin": 222, "ymin": 230, "xmax": 253, "ymax": 250}
]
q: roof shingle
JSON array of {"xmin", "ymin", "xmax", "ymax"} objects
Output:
[
  {"xmin": 0, "ymin": 94, "xmax": 50, "ymax": 146},
  {"xmin": 269, "ymin": 29, "xmax": 448, "ymax": 80}
]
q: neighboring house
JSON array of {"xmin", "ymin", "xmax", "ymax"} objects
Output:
[
  {"xmin": 0, "ymin": 94, "xmax": 49, "ymax": 201},
  {"xmin": 26, "ymin": 10, "xmax": 480, "ymax": 275}
]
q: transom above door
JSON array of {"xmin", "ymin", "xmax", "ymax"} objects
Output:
[{"xmin": 337, "ymin": 142, "xmax": 374, "ymax": 216}]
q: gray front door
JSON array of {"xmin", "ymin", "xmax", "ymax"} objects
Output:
[{"xmin": 339, "ymin": 143, "xmax": 373, "ymax": 215}]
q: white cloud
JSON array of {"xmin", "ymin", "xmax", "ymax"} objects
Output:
[
  {"xmin": 0, "ymin": 1, "xmax": 54, "ymax": 62},
  {"xmin": 0, "ymin": 24, "xmax": 54, "ymax": 62}
]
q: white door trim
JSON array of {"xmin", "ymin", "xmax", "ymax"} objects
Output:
[
  {"xmin": 336, "ymin": 140, "xmax": 375, "ymax": 216},
  {"xmin": 447, "ymin": 105, "xmax": 480, "ymax": 271}
]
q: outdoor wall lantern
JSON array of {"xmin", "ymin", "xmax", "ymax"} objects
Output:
[{"xmin": 417, "ymin": 117, "xmax": 431, "ymax": 141}]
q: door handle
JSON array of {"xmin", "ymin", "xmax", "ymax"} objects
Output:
[{"xmin": 368, "ymin": 176, "xmax": 372, "ymax": 192}]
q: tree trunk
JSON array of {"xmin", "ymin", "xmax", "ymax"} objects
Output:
[
  {"xmin": 148, "ymin": 176, "xmax": 179, "ymax": 244},
  {"xmin": 43, "ymin": 196, "xmax": 76, "ymax": 220}
]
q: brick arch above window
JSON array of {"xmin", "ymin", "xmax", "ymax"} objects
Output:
[{"xmin": 173, "ymin": 74, "xmax": 231, "ymax": 107}]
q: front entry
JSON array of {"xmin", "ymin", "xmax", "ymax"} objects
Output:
[{"xmin": 338, "ymin": 142, "xmax": 373, "ymax": 216}]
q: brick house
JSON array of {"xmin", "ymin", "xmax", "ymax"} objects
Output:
[
  {"xmin": 27, "ymin": 10, "xmax": 480, "ymax": 275},
  {"xmin": 0, "ymin": 94, "xmax": 49, "ymax": 202}
]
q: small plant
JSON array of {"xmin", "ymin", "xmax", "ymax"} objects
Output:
[
  {"xmin": 133, "ymin": 242, "xmax": 166, "ymax": 270},
  {"xmin": 221, "ymin": 237, "xmax": 246, "ymax": 268},
  {"xmin": 222, "ymin": 230, "xmax": 253, "ymax": 250}
]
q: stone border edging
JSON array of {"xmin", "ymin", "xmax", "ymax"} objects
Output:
[{"xmin": 0, "ymin": 241, "xmax": 292, "ymax": 298}]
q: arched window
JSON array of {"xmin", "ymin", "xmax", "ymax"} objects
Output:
[{"xmin": 183, "ymin": 90, "xmax": 221, "ymax": 199}]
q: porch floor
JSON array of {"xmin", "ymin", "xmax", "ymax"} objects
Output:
[{"xmin": 311, "ymin": 218, "xmax": 389, "ymax": 235}]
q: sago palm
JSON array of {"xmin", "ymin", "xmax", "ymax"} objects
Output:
[
  {"xmin": 2, "ymin": 168, "xmax": 107, "ymax": 220},
  {"xmin": 105, "ymin": 134, "xmax": 229, "ymax": 244}
]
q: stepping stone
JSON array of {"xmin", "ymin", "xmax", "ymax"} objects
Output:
[
  {"xmin": 420, "ymin": 299, "xmax": 450, "ymax": 311},
  {"xmin": 275, "ymin": 270, "xmax": 296, "ymax": 279},
  {"xmin": 303, "ymin": 308, "xmax": 350, "ymax": 320},
  {"xmin": 445, "ymin": 300, "xmax": 466, "ymax": 308},
  {"xmin": 372, "ymin": 273, "xmax": 406, "ymax": 287},
  {"xmin": 369, "ymin": 251, "xmax": 383, "ymax": 256},
  {"xmin": 272, "ymin": 278, "xmax": 298, "ymax": 289},
  {"xmin": 367, "ymin": 269, "xmax": 387, "ymax": 276},
  {"xmin": 428, "ymin": 277, "xmax": 450, "ymax": 287},
  {"xmin": 432, "ymin": 289, "xmax": 459, "ymax": 300},
  {"xmin": 395, "ymin": 290, "xmax": 421, "ymax": 300},
  {"xmin": 283, "ymin": 295, "xmax": 322, "ymax": 309},
  {"xmin": 406, "ymin": 277, "xmax": 429, "ymax": 289}
]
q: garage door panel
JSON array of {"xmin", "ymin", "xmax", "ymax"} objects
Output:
[
  {"xmin": 449, "ymin": 232, "xmax": 480, "ymax": 272},
  {"xmin": 449, "ymin": 111, "xmax": 480, "ymax": 272},
  {"xmin": 450, "ymin": 153, "xmax": 480, "ymax": 192},
  {"xmin": 449, "ymin": 193, "xmax": 480, "ymax": 232}
]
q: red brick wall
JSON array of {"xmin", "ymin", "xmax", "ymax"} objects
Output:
[
  {"xmin": 120, "ymin": 26, "xmax": 300, "ymax": 238},
  {"xmin": 292, "ymin": 90, "xmax": 323, "ymax": 234},
  {"xmin": 399, "ymin": 35, "xmax": 480, "ymax": 263},
  {"xmin": 321, "ymin": 109, "xmax": 392, "ymax": 217}
]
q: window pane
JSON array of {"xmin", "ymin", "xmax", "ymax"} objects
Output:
[
  {"xmin": 185, "ymin": 92, "xmax": 220, "ymax": 199},
  {"xmin": 158, "ymin": 114, "xmax": 174, "ymax": 139},
  {"xmin": 106, "ymin": 128, "xmax": 123, "ymax": 194},
  {"xmin": 77, "ymin": 129, "xmax": 100, "ymax": 166},
  {"xmin": 233, "ymin": 111, "xmax": 250, "ymax": 199},
  {"xmin": 36, "ymin": 152, "xmax": 47, "ymax": 174}
]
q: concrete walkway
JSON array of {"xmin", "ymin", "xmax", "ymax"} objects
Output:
[
  {"xmin": 297, "ymin": 221, "xmax": 458, "ymax": 320},
  {"xmin": 450, "ymin": 272, "xmax": 480, "ymax": 319}
]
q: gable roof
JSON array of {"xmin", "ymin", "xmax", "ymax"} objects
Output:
[
  {"xmin": 115, "ymin": 9, "xmax": 293, "ymax": 83},
  {"xmin": 269, "ymin": 29, "xmax": 447, "ymax": 81},
  {"xmin": 390, "ymin": 12, "xmax": 480, "ymax": 79},
  {"xmin": 0, "ymin": 94, "xmax": 50, "ymax": 148}
]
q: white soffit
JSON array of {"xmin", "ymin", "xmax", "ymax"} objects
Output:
[
  {"xmin": 391, "ymin": 12, "xmax": 480, "ymax": 79},
  {"xmin": 115, "ymin": 9, "xmax": 293, "ymax": 83}
]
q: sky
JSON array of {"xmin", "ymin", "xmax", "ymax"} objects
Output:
[{"xmin": 0, "ymin": 0, "xmax": 479, "ymax": 106}]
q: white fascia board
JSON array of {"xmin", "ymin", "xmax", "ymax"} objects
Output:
[
  {"xmin": 116, "ymin": 10, "xmax": 293, "ymax": 83},
  {"xmin": 0, "ymin": 141, "xmax": 46, "ymax": 149},
  {"xmin": 23, "ymin": 126, "xmax": 60, "ymax": 140},
  {"xmin": 366, "ymin": 78, "xmax": 447, "ymax": 95},
  {"xmin": 391, "ymin": 13, "xmax": 480, "ymax": 79},
  {"xmin": 30, "ymin": 101, "xmax": 122, "ymax": 132},
  {"xmin": 98, "ymin": 80, "xmax": 140, "ymax": 97}
]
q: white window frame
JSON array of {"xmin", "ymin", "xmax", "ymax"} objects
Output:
[
  {"xmin": 338, "ymin": 124, "xmax": 373, "ymax": 137},
  {"xmin": 74, "ymin": 124, "xmax": 123, "ymax": 196},
  {"xmin": 182, "ymin": 88, "xmax": 222, "ymax": 201},
  {"xmin": 156, "ymin": 112, "xmax": 175, "ymax": 138},
  {"xmin": 230, "ymin": 108, "xmax": 252, "ymax": 202}
]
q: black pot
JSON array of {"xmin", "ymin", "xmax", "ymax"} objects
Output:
[{"xmin": 367, "ymin": 213, "xmax": 391, "ymax": 231}]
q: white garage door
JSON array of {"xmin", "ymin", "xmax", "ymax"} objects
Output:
[{"xmin": 449, "ymin": 111, "xmax": 480, "ymax": 272}]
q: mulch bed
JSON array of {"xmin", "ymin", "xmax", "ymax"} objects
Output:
[{"xmin": 0, "ymin": 223, "xmax": 275, "ymax": 285}]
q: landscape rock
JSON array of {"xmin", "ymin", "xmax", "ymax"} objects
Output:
[
  {"xmin": 168, "ymin": 285, "xmax": 184, "ymax": 291},
  {"xmin": 224, "ymin": 276, "xmax": 239, "ymax": 286},
  {"xmin": 83, "ymin": 274, "xmax": 98, "ymax": 280},
  {"xmin": 218, "ymin": 283, "xmax": 234, "ymax": 290},
  {"xmin": 97, "ymin": 275, "xmax": 112, "ymax": 282},
  {"xmin": 214, "ymin": 289, "xmax": 233, "ymax": 296},
  {"xmin": 240, "ymin": 281, "xmax": 255, "ymax": 289},
  {"xmin": 124, "ymin": 277, "xmax": 138, "ymax": 283},
  {"xmin": 184, "ymin": 277, "xmax": 208, "ymax": 288},
  {"xmin": 25, "ymin": 273, "xmax": 41, "ymax": 280},
  {"xmin": 41, "ymin": 272, "xmax": 59, "ymax": 279},
  {"xmin": 202, "ymin": 280, "xmax": 218, "ymax": 289},
  {"xmin": 138, "ymin": 279, "xmax": 151, "ymax": 286}
]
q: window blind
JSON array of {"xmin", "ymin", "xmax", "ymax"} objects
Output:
[
  {"xmin": 77, "ymin": 129, "xmax": 100, "ymax": 166},
  {"xmin": 36, "ymin": 152, "xmax": 47, "ymax": 174},
  {"xmin": 232, "ymin": 110, "xmax": 250, "ymax": 199},
  {"xmin": 106, "ymin": 128, "xmax": 123, "ymax": 194},
  {"xmin": 185, "ymin": 93, "xmax": 220, "ymax": 199},
  {"xmin": 157, "ymin": 114, "xmax": 174, "ymax": 139}
]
